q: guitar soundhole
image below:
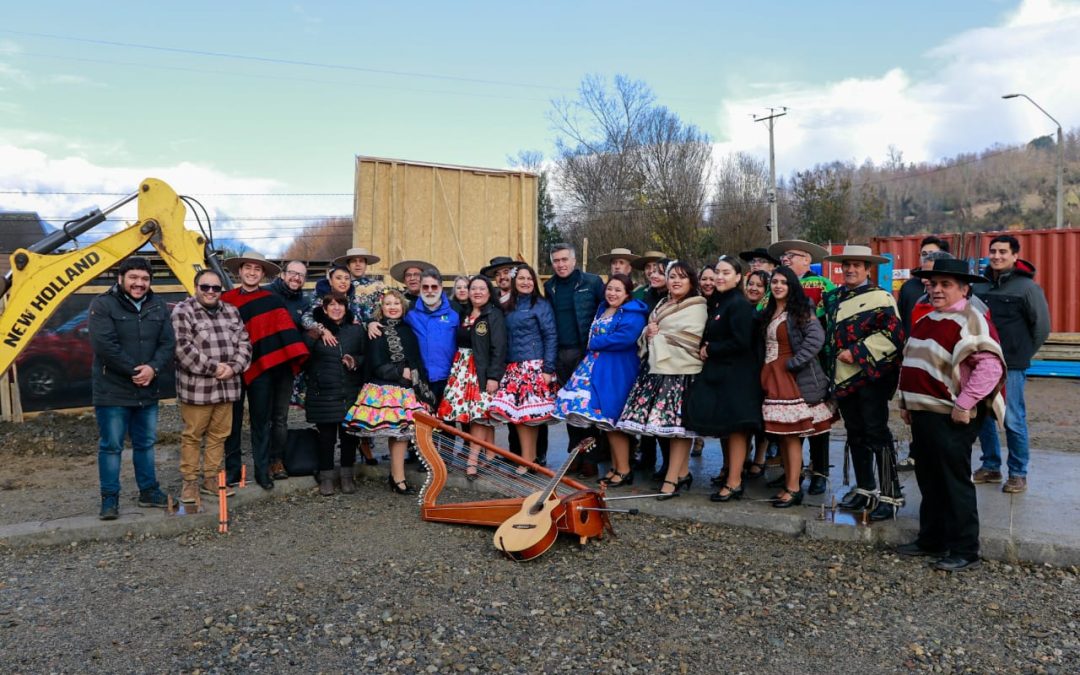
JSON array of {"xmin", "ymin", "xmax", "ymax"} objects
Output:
[
  {"xmin": 579, "ymin": 509, "xmax": 589, "ymax": 524},
  {"xmin": 513, "ymin": 524, "xmax": 537, "ymax": 530}
]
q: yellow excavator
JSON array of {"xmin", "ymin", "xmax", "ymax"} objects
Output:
[{"xmin": 0, "ymin": 177, "xmax": 230, "ymax": 377}]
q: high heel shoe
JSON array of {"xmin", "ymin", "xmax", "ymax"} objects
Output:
[
  {"xmin": 389, "ymin": 475, "xmax": 414, "ymax": 495},
  {"xmin": 676, "ymin": 473, "xmax": 693, "ymax": 491},
  {"xmin": 602, "ymin": 471, "xmax": 634, "ymax": 488},
  {"xmin": 656, "ymin": 480, "xmax": 681, "ymax": 501},
  {"xmin": 465, "ymin": 464, "xmax": 479, "ymax": 481},
  {"xmin": 772, "ymin": 488, "xmax": 803, "ymax": 508},
  {"xmin": 710, "ymin": 484, "xmax": 744, "ymax": 502},
  {"xmin": 744, "ymin": 462, "xmax": 767, "ymax": 480}
]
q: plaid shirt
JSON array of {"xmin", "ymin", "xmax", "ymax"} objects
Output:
[{"xmin": 171, "ymin": 296, "xmax": 252, "ymax": 405}]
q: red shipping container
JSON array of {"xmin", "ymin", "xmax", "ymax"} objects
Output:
[{"xmin": 873, "ymin": 228, "xmax": 1080, "ymax": 334}]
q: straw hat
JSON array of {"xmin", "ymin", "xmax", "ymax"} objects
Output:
[
  {"xmin": 596, "ymin": 247, "xmax": 641, "ymax": 265},
  {"xmin": 912, "ymin": 258, "xmax": 989, "ymax": 285},
  {"xmin": 822, "ymin": 244, "xmax": 890, "ymax": 265},
  {"xmin": 332, "ymin": 247, "xmax": 381, "ymax": 267},
  {"xmin": 479, "ymin": 256, "xmax": 516, "ymax": 278},
  {"xmin": 389, "ymin": 259, "xmax": 436, "ymax": 283},
  {"xmin": 223, "ymin": 251, "xmax": 280, "ymax": 278},
  {"xmin": 767, "ymin": 240, "xmax": 831, "ymax": 264},
  {"xmin": 630, "ymin": 250, "xmax": 670, "ymax": 271}
]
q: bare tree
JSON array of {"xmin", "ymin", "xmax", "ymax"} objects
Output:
[
  {"xmin": 705, "ymin": 152, "xmax": 771, "ymax": 254},
  {"xmin": 282, "ymin": 217, "xmax": 352, "ymax": 261}
]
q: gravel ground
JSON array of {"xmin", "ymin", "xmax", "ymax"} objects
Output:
[{"xmin": 2, "ymin": 481, "xmax": 1078, "ymax": 674}]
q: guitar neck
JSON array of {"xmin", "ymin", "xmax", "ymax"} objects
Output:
[{"xmin": 533, "ymin": 440, "xmax": 592, "ymax": 511}]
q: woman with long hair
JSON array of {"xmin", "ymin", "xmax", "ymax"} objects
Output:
[
  {"xmin": 685, "ymin": 256, "xmax": 763, "ymax": 502},
  {"xmin": 744, "ymin": 269, "xmax": 769, "ymax": 308},
  {"xmin": 437, "ymin": 275, "xmax": 507, "ymax": 477},
  {"xmin": 344, "ymin": 289, "xmax": 434, "ymax": 495},
  {"xmin": 759, "ymin": 266, "xmax": 837, "ymax": 508},
  {"xmin": 489, "ymin": 265, "xmax": 558, "ymax": 470},
  {"xmin": 554, "ymin": 274, "xmax": 649, "ymax": 487},
  {"xmin": 450, "ymin": 275, "xmax": 471, "ymax": 316},
  {"xmin": 304, "ymin": 293, "xmax": 366, "ymax": 496},
  {"xmin": 616, "ymin": 261, "xmax": 707, "ymax": 499}
]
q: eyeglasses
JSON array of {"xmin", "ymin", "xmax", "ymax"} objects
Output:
[
  {"xmin": 198, "ymin": 284, "xmax": 223, "ymax": 293},
  {"xmin": 420, "ymin": 284, "xmax": 441, "ymax": 291},
  {"xmin": 284, "ymin": 270, "xmax": 305, "ymax": 277},
  {"xmin": 781, "ymin": 251, "xmax": 809, "ymax": 261}
]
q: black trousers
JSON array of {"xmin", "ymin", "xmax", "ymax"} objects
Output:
[
  {"xmin": 556, "ymin": 346, "xmax": 598, "ymax": 455},
  {"xmin": 225, "ymin": 366, "xmax": 292, "ymax": 482},
  {"xmin": 315, "ymin": 422, "xmax": 359, "ymax": 471},
  {"xmin": 911, "ymin": 407, "xmax": 985, "ymax": 559},
  {"xmin": 837, "ymin": 374, "xmax": 898, "ymax": 489}
]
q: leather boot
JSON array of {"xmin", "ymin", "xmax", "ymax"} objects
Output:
[
  {"xmin": 809, "ymin": 434, "xmax": 830, "ymax": 494},
  {"xmin": 339, "ymin": 466, "xmax": 356, "ymax": 494},
  {"xmin": 318, "ymin": 469, "xmax": 337, "ymax": 496}
]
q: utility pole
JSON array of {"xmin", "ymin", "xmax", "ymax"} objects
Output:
[
  {"xmin": 1003, "ymin": 94, "xmax": 1064, "ymax": 229},
  {"xmin": 754, "ymin": 107, "xmax": 788, "ymax": 244}
]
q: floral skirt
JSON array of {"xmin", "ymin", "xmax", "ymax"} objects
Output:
[
  {"xmin": 344, "ymin": 383, "xmax": 425, "ymax": 439},
  {"xmin": 553, "ymin": 351, "xmax": 613, "ymax": 430},
  {"xmin": 615, "ymin": 373, "xmax": 697, "ymax": 438},
  {"xmin": 437, "ymin": 348, "xmax": 495, "ymax": 426},
  {"xmin": 489, "ymin": 359, "xmax": 558, "ymax": 425}
]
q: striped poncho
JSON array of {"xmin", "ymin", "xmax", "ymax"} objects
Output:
[
  {"xmin": 899, "ymin": 299, "xmax": 1006, "ymax": 423},
  {"xmin": 222, "ymin": 288, "xmax": 309, "ymax": 384},
  {"xmin": 822, "ymin": 284, "xmax": 904, "ymax": 398}
]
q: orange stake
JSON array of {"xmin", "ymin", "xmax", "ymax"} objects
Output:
[
  {"xmin": 239, "ymin": 464, "xmax": 247, "ymax": 489},
  {"xmin": 218, "ymin": 470, "xmax": 229, "ymax": 534}
]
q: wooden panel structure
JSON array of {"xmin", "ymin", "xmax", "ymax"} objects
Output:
[{"xmin": 354, "ymin": 156, "xmax": 538, "ymax": 279}]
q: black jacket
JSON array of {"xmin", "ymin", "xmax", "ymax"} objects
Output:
[
  {"xmin": 684, "ymin": 288, "xmax": 762, "ymax": 436},
  {"xmin": 303, "ymin": 308, "xmax": 365, "ymax": 424},
  {"xmin": 368, "ymin": 319, "xmax": 437, "ymax": 408},
  {"xmin": 974, "ymin": 260, "xmax": 1051, "ymax": 370},
  {"xmin": 465, "ymin": 303, "xmax": 507, "ymax": 384},
  {"xmin": 265, "ymin": 277, "xmax": 308, "ymax": 330},
  {"xmin": 543, "ymin": 269, "xmax": 604, "ymax": 349},
  {"xmin": 897, "ymin": 277, "xmax": 926, "ymax": 337},
  {"xmin": 88, "ymin": 285, "xmax": 176, "ymax": 407}
]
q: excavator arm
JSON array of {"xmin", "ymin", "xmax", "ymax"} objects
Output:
[{"xmin": 0, "ymin": 177, "xmax": 228, "ymax": 376}]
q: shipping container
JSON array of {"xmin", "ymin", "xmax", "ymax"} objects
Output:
[
  {"xmin": 872, "ymin": 228, "xmax": 1080, "ymax": 334},
  {"xmin": 353, "ymin": 156, "xmax": 538, "ymax": 280}
]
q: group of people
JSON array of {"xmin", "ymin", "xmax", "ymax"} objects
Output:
[{"xmin": 88, "ymin": 232, "xmax": 1050, "ymax": 573}]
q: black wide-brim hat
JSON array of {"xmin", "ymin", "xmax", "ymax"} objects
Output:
[
  {"xmin": 480, "ymin": 256, "xmax": 517, "ymax": 278},
  {"xmin": 737, "ymin": 247, "xmax": 781, "ymax": 266},
  {"xmin": 912, "ymin": 258, "xmax": 989, "ymax": 285}
]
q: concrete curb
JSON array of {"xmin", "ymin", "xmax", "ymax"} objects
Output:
[{"xmin": 3, "ymin": 466, "xmax": 1079, "ymax": 567}]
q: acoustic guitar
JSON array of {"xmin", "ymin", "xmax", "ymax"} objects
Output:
[{"xmin": 493, "ymin": 438, "xmax": 595, "ymax": 561}]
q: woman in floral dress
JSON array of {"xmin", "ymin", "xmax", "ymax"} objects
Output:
[
  {"xmin": 437, "ymin": 276, "xmax": 507, "ymax": 478},
  {"xmin": 616, "ymin": 261, "xmax": 707, "ymax": 499},
  {"xmin": 759, "ymin": 266, "xmax": 837, "ymax": 508},
  {"xmin": 554, "ymin": 274, "xmax": 649, "ymax": 487},
  {"xmin": 489, "ymin": 265, "xmax": 558, "ymax": 471}
]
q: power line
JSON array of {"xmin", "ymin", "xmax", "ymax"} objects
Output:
[{"xmin": 0, "ymin": 190, "xmax": 352, "ymax": 196}]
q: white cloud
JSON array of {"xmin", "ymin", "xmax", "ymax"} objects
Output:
[
  {"xmin": 714, "ymin": 0, "xmax": 1080, "ymax": 175},
  {"xmin": 0, "ymin": 143, "xmax": 338, "ymax": 257}
]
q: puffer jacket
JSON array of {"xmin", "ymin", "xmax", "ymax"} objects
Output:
[
  {"xmin": 88, "ymin": 285, "xmax": 176, "ymax": 407},
  {"xmin": 503, "ymin": 296, "xmax": 557, "ymax": 372},
  {"xmin": 303, "ymin": 307, "xmax": 366, "ymax": 424},
  {"xmin": 974, "ymin": 259, "xmax": 1051, "ymax": 370},
  {"xmin": 404, "ymin": 293, "xmax": 458, "ymax": 382},
  {"xmin": 543, "ymin": 269, "xmax": 604, "ymax": 348},
  {"xmin": 785, "ymin": 307, "xmax": 829, "ymax": 405},
  {"xmin": 264, "ymin": 277, "xmax": 308, "ymax": 330}
]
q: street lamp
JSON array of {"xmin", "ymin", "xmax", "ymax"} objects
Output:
[{"xmin": 1003, "ymin": 93, "xmax": 1064, "ymax": 229}]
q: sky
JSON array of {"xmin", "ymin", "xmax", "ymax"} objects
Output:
[{"xmin": 2, "ymin": 0, "xmax": 1079, "ymax": 255}]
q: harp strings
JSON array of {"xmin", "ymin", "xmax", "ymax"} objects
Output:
[{"xmin": 429, "ymin": 429, "xmax": 574, "ymax": 499}]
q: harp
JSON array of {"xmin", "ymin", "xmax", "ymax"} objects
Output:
[{"xmin": 412, "ymin": 412, "xmax": 610, "ymax": 546}]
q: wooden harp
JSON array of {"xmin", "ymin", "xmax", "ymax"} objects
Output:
[{"xmin": 412, "ymin": 412, "xmax": 609, "ymax": 545}]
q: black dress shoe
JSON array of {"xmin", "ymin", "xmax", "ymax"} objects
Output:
[
  {"xmin": 710, "ymin": 484, "xmax": 743, "ymax": 502},
  {"xmin": 932, "ymin": 556, "xmax": 981, "ymax": 572},
  {"xmin": 807, "ymin": 475, "xmax": 827, "ymax": 495},
  {"xmin": 869, "ymin": 502, "xmax": 897, "ymax": 521},
  {"xmin": 256, "ymin": 476, "xmax": 274, "ymax": 490},
  {"xmin": 838, "ymin": 491, "xmax": 870, "ymax": 511},
  {"xmin": 772, "ymin": 489, "xmax": 803, "ymax": 509},
  {"xmin": 896, "ymin": 542, "xmax": 948, "ymax": 558}
]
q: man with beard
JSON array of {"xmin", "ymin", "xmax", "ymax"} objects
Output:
[
  {"xmin": 404, "ymin": 268, "xmax": 457, "ymax": 403},
  {"xmin": 222, "ymin": 252, "xmax": 309, "ymax": 489},
  {"xmin": 88, "ymin": 256, "xmax": 175, "ymax": 519},
  {"xmin": 266, "ymin": 260, "xmax": 309, "ymax": 330},
  {"xmin": 172, "ymin": 270, "xmax": 252, "ymax": 504}
]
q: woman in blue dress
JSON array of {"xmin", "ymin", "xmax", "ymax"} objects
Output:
[{"xmin": 554, "ymin": 274, "xmax": 649, "ymax": 487}]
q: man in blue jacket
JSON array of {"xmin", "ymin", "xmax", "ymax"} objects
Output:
[
  {"xmin": 404, "ymin": 268, "xmax": 458, "ymax": 402},
  {"xmin": 973, "ymin": 235, "xmax": 1051, "ymax": 494},
  {"xmin": 543, "ymin": 243, "xmax": 605, "ymax": 475},
  {"xmin": 88, "ymin": 257, "xmax": 175, "ymax": 519}
]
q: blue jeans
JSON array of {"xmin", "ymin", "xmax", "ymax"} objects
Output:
[
  {"xmin": 977, "ymin": 369, "xmax": 1029, "ymax": 477},
  {"xmin": 96, "ymin": 404, "xmax": 160, "ymax": 497}
]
